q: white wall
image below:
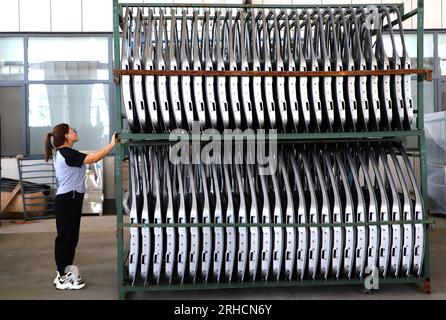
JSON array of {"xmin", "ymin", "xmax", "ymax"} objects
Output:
[
  {"xmin": 1, "ymin": 158, "xmax": 20, "ymax": 180},
  {"xmin": 0, "ymin": 0, "xmax": 443, "ymax": 32},
  {"xmin": 0, "ymin": 0, "xmax": 113, "ymax": 32}
]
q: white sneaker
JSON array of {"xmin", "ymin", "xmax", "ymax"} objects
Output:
[
  {"xmin": 53, "ymin": 271, "xmax": 61, "ymax": 286},
  {"xmin": 53, "ymin": 270, "xmax": 83, "ymax": 286},
  {"xmin": 56, "ymin": 272, "xmax": 86, "ymax": 290}
]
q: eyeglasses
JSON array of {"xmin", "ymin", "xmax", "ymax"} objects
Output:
[{"xmin": 71, "ymin": 127, "xmax": 77, "ymax": 134}]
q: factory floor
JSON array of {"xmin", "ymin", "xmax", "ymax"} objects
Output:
[{"xmin": 0, "ymin": 215, "xmax": 445, "ymax": 300}]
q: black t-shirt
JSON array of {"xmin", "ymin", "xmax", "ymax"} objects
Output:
[{"xmin": 58, "ymin": 147, "xmax": 87, "ymax": 168}]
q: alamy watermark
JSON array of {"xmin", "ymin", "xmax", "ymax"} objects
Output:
[
  {"xmin": 363, "ymin": 5, "xmax": 382, "ymax": 31},
  {"xmin": 168, "ymin": 122, "xmax": 278, "ymax": 175},
  {"xmin": 364, "ymin": 266, "xmax": 380, "ymax": 291}
]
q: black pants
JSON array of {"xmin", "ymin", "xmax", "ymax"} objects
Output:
[{"xmin": 54, "ymin": 191, "xmax": 84, "ymax": 274}]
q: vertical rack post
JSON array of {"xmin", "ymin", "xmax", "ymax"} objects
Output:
[
  {"xmin": 416, "ymin": 0, "xmax": 431, "ymax": 288},
  {"xmin": 113, "ymin": 0, "xmax": 126, "ymax": 300}
]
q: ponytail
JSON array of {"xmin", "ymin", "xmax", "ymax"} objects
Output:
[
  {"xmin": 44, "ymin": 123, "xmax": 69, "ymax": 162},
  {"xmin": 44, "ymin": 133, "xmax": 53, "ymax": 162}
]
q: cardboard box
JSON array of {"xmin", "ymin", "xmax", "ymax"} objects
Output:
[{"xmin": 1, "ymin": 190, "xmax": 48, "ymax": 219}]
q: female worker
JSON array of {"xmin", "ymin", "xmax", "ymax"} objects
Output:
[{"xmin": 44, "ymin": 123, "xmax": 116, "ymax": 290}]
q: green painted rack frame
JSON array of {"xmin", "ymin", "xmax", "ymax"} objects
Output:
[
  {"xmin": 16, "ymin": 155, "xmax": 56, "ymax": 220},
  {"xmin": 113, "ymin": 0, "xmax": 433, "ymax": 300}
]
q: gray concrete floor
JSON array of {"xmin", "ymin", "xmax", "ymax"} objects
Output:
[{"xmin": 0, "ymin": 215, "xmax": 445, "ymax": 300}]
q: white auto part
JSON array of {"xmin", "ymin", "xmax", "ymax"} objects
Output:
[
  {"xmin": 260, "ymin": 11, "xmax": 276, "ymax": 129},
  {"xmin": 270, "ymin": 157, "xmax": 284, "ymax": 281},
  {"xmin": 191, "ymin": 11, "xmax": 207, "ymax": 130},
  {"xmin": 132, "ymin": 9, "xmax": 149, "ymax": 132},
  {"xmin": 312, "ymin": 149, "xmax": 332, "ymax": 279},
  {"xmin": 223, "ymin": 12, "xmax": 242, "ymax": 129},
  {"xmin": 140, "ymin": 149, "xmax": 151, "ymax": 283},
  {"xmin": 223, "ymin": 164, "xmax": 236, "ymax": 282},
  {"xmin": 213, "ymin": 11, "xmax": 230, "ymax": 129},
  {"xmin": 151, "ymin": 150, "xmax": 163, "ymax": 283},
  {"xmin": 388, "ymin": 146, "xmax": 414, "ymax": 276},
  {"xmin": 187, "ymin": 164, "xmax": 200, "ymax": 282},
  {"xmin": 368, "ymin": 148, "xmax": 391, "ymax": 277},
  {"xmin": 259, "ymin": 166, "xmax": 272, "ymax": 281},
  {"xmin": 247, "ymin": 164, "xmax": 260, "ymax": 282},
  {"xmin": 211, "ymin": 164, "xmax": 224, "ymax": 282},
  {"xmin": 290, "ymin": 152, "xmax": 308, "ymax": 280},
  {"xmin": 396, "ymin": 145, "xmax": 425, "ymax": 276},
  {"xmin": 121, "ymin": 8, "xmax": 137, "ymax": 131},
  {"xmin": 128, "ymin": 148, "xmax": 140, "ymax": 284},
  {"xmin": 201, "ymin": 11, "xmax": 218, "ymax": 129},
  {"xmin": 323, "ymin": 151, "xmax": 343, "ymax": 279},
  {"xmin": 379, "ymin": 149, "xmax": 402, "ymax": 277},
  {"xmin": 300, "ymin": 149, "xmax": 320, "ymax": 280},
  {"xmin": 143, "ymin": 9, "xmax": 159, "ymax": 132},
  {"xmin": 176, "ymin": 163, "xmax": 188, "ymax": 283},
  {"xmin": 334, "ymin": 150, "xmax": 356, "ymax": 278},
  {"xmin": 167, "ymin": 12, "xmax": 183, "ymax": 130},
  {"xmin": 346, "ymin": 149, "xmax": 367, "ymax": 278},
  {"xmin": 155, "ymin": 10, "xmax": 170, "ymax": 131},
  {"xmin": 200, "ymin": 163, "xmax": 212, "ymax": 282},
  {"xmin": 235, "ymin": 163, "xmax": 248, "ymax": 282},
  {"xmin": 164, "ymin": 155, "xmax": 175, "ymax": 283},
  {"xmin": 180, "ymin": 10, "xmax": 195, "ymax": 131},
  {"xmin": 279, "ymin": 154, "xmax": 296, "ymax": 281},
  {"xmin": 357, "ymin": 149, "xmax": 379, "ymax": 274}
]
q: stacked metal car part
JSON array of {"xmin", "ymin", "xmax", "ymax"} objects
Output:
[
  {"xmin": 119, "ymin": 6, "xmax": 425, "ymax": 285},
  {"xmin": 121, "ymin": 6, "xmax": 414, "ymax": 134},
  {"xmin": 125, "ymin": 144, "xmax": 425, "ymax": 284}
]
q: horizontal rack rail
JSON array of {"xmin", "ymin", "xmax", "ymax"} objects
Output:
[
  {"xmin": 113, "ymin": 68, "xmax": 433, "ymax": 81},
  {"xmin": 118, "ymin": 130, "xmax": 424, "ymax": 143},
  {"xmin": 121, "ymin": 277, "xmax": 426, "ymax": 291},
  {"xmin": 118, "ymin": 219, "xmax": 434, "ymax": 229},
  {"xmin": 121, "ymin": 138, "xmax": 409, "ymax": 146},
  {"xmin": 119, "ymin": 3, "xmax": 405, "ymax": 10}
]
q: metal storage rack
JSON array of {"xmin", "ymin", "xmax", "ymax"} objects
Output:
[
  {"xmin": 113, "ymin": 0, "xmax": 433, "ymax": 300},
  {"xmin": 16, "ymin": 155, "xmax": 56, "ymax": 220}
]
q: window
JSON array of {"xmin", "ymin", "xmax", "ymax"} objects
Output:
[
  {"xmin": 383, "ymin": 32, "xmax": 435, "ymax": 117},
  {"xmin": 438, "ymin": 34, "xmax": 446, "ymax": 112},
  {"xmin": 0, "ymin": 34, "xmax": 112, "ymax": 157},
  {"xmin": 26, "ymin": 35, "xmax": 112, "ymax": 156},
  {"xmin": 0, "ymin": 37, "xmax": 24, "ymax": 80},
  {"xmin": 0, "ymin": 86, "xmax": 24, "ymax": 155},
  {"xmin": 28, "ymin": 84, "xmax": 110, "ymax": 154},
  {"xmin": 438, "ymin": 35, "xmax": 446, "ymax": 76},
  {"xmin": 411, "ymin": 80, "xmax": 436, "ymax": 114},
  {"xmin": 382, "ymin": 33, "xmax": 434, "ymax": 70},
  {"xmin": 28, "ymin": 37, "xmax": 109, "ymax": 81},
  {"xmin": 441, "ymin": 82, "xmax": 446, "ymax": 112}
]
